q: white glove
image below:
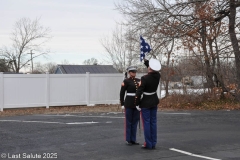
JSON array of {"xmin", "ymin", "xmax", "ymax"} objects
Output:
[
  {"xmin": 136, "ymin": 106, "xmax": 141, "ymax": 111},
  {"xmin": 121, "ymin": 106, "xmax": 124, "ymax": 109}
]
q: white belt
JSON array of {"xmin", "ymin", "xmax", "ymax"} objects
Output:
[
  {"xmin": 126, "ymin": 93, "xmax": 136, "ymax": 96},
  {"xmin": 143, "ymin": 92, "xmax": 156, "ymax": 95}
]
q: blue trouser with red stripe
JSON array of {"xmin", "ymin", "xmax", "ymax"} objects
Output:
[
  {"xmin": 141, "ymin": 106, "xmax": 158, "ymax": 148},
  {"xmin": 125, "ymin": 107, "xmax": 140, "ymax": 142}
]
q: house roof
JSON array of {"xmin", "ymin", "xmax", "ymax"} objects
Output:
[{"xmin": 55, "ymin": 65, "xmax": 119, "ymax": 74}]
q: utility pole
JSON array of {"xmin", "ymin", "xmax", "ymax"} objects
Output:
[{"xmin": 28, "ymin": 50, "xmax": 35, "ymax": 73}]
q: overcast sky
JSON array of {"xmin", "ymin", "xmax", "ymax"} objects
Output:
[{"xmin": 0, "ymin": 0, "xmax": 122, "ymax": 65}]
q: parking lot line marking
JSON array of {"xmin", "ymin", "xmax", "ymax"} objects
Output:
[
  {"xmin": 169, "ymin": 148, "xmax": 221, "ymax": 160},
  {"xmin": 37, "ymin": 114, "xmax": 125, "ymax": 118},
  {"xmin": 66, "ymin": 122, "xmax": 99, "ymax": 124},
  {"xmin": 163, "ymin": 113, "xmax": 191, "ymax": 115},
  {"xmin": 0, "ymin": 120, "xmax": 99, "ymax": 125},
  {"xmin": 0, "ymin": 120, "xmax": 64, "ymax": 124},
  {"xmin": 67, "ymin": 115, "xmax": 124, "ymax": 119}
]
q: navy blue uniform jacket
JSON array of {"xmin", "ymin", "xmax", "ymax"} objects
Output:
[
  {"xmin": 135, "ymin": 60, "xmax": 161, "ymax": 108},
  {"xmin": 120, "ymin": 77, "xmax": 140, "ymax": 108}
]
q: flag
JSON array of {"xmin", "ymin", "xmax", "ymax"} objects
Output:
[{"xmin": 140, "ymin": 36, "xmax": 151, "ymax": 61}]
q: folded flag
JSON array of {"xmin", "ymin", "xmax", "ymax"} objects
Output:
[{"xmin": 140, "ymin": 36, "xmax": 151, "ymax": 61}]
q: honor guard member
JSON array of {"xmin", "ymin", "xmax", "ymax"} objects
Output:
[
  {"xmin": 120, "ymin": 66, "xmax": 140, "ymax": 145},
  {"xmin": 135, "ymin": 58, "xmax": 161, "ymax": 149}
]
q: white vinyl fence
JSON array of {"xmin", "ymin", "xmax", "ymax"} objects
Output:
[{"xmin": 0, "ymin": 72, "xmax": 161, "ymax": 111}]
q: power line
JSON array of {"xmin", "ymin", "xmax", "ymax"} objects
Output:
[{"xmin": 27, "ymin": 50, "xmax": 35, "ymax": 73}]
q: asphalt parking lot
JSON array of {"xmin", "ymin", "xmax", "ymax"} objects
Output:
[{"xmin": 0, "ymin": 111, "xmax": 240, "ymax": 160}]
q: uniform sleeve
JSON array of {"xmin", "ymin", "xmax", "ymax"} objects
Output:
[
  {"xmin": 135, "ymin": 76, "xmax": 146, "ymax": 106},
  {"xmin": 120, "ymin": 80, "xmax": 127, "ymax": 106}
]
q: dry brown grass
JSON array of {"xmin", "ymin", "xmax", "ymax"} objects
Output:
[
  {"xmin": 159, "ymin": 93, "xmax": 240, "ymax": 110},
  {"xmin": 1, "ymin": 94, "xmax": 240, "ymax": 117},
  {"xmin": 0, "ymin": 105, "xmax": 123, "ymax": 117},
  {"xmin": 0, "ymin": 104, "xmax": 176, "ymax": 117}
]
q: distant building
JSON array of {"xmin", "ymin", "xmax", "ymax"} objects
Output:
[
  {"xmin": 182, "ymin": 76, "xmax": 193, "ymax": 86},
  {"xmin": 55, "ymin": 64, "xmax": 119, "ymax": 74},
  {"xmin": 190, "ymin": 76, "xmax": 207, "ymax": 88},
  {"xmin": 165, "ymin": 75, "xmax": 207, "ymax": 89}
]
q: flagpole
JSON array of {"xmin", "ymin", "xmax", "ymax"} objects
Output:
[{"xmin": 149, "ymin": 50, "xmax": 157, "ymax": 59}]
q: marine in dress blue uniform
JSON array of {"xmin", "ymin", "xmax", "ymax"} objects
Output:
[
  {"xmin": 120, "ymin": 66, "xmax": 140, "ymax": 145},
  {"xmin": 135, "ymin": 58, "xmax": 161, "ymax": 149}
]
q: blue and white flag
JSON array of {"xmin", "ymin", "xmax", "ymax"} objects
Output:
[{"xmin": 140, "ymin": 36, "xmax": 151, "ymax": 61}]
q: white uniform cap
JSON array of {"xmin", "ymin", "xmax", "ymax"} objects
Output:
[
  {"xmin": 127, "ymin": 66, "xmax": 137, "ymax": 72},
  {"xmin": 149, "ymin": 59, "xmax": 161, "ymax": 71}
]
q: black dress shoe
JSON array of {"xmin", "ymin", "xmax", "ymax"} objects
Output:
[
  {"xmin": 131, "ymin": 141, "xmax": 139, "ymax": 145},
  {"xmin": 126, "ymin": 141, "xmax": 132, "ymax": 146},
  {"xmin": 152, "ymin": 146, "xmax": 156, "ymax": 149},
  {"xmin": 141, "ymin": 145, "xmax": 152, "ymax": 150}
]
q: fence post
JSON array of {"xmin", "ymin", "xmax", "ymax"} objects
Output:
[
  {"xmin": 0, "ymin": 72, "xmax": 3, "ymax": 111},
  {"xmin": 86, "ymin": 72, "xmax": 90, "ymax": 106},
  {"xmin": 46, "ymin": 72, "xmax": 49, "ymax": 109}
]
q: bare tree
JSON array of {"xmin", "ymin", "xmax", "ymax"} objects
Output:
[
  {"xmin": 0, "ymin": 17, "xmax": 51, "ymax": 73},
  {"xmin": 0, "ymin": 58, "xmax": 9, "ymax": 72},
  {"xmin": 83, "ymin": 58, "xmax": 99, "ymax": 65},
  {"xmin": 227, "ymin": 0, "xmax": 240, "ymax": 100},
  {"xmin": 115, "ymin": 0, "xmax": 240, "ymax": 100},
  {"xmin": 100, "ymin": 25, "xmax": 139, "ymax": 73},
  {"xmin": 32, "ymin": 62, "xmax": 57, "ymax": 74},
  {"xmin": 61, "ymin": 59, "xmax": 70, "ymax": 65},
  {"xmin": 32, "ymin": 62, "xmax": 44, "ymax": 74},
  {"xmin": 44, "ymin": 62, "xmax": 57, "ymax": 73}
]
